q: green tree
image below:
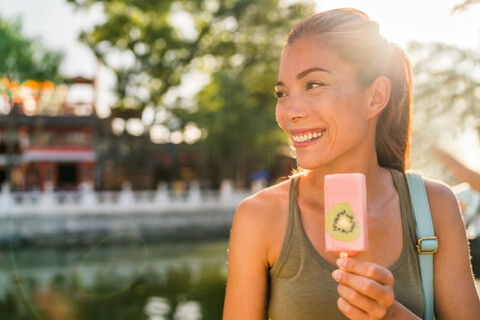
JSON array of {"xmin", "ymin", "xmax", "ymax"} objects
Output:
[
  {"xmin": 176, "ymin": 1, "xmax": 310, "ymax": 186},
  {"xmin": 0, "ymin": 15, "xmax": 64, "ymax": 186},
  {"xmin": 407, "ymin": 1, "xmax": 480, "ymax": 183},
  {"xmin": 0, "ymin": 16, "xmax": 63, "ymax": 82},
  {"xmin": 408, "ymin": 41, "xmax": 480, "ymax": 180},
  {"xmin": 68, "ymin": 0, "xmax": 313, "ymax": 186},
  {"xmin": 190, "ymin": 65, "xmax": 287, "ymax": 187},
  {"xmin": 67, "ymin": 0, "xmax": 312, "ymax": 112}
]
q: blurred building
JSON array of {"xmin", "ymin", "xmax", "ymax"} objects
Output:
[
  {"xmin": 0, "ymin": 77, "xmax": 96, "ymax": 191},
  {"xmin": 0, "ymin": 76, "xmax": 202, "ymax": 191},
  {"xmin": 94, "ymin": 108, "xmax": 200, "ymax": 191},
  {"xmin": 0, "ymin": 77, "xmax": 293, "ymax": 192}
]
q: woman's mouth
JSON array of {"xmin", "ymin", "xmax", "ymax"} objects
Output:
[{"xmin": 292, "ymin": 130, "xmax": 326, "ymax": 143}]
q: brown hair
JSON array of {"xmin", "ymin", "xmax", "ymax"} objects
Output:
[{"xmin": 285, "ymin": 8, "xmax": 412, "ymax": 172}]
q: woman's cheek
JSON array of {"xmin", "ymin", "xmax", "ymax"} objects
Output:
[{"xmin": 275, "ymin": 104, "xmax": 286, "ymax": 130}]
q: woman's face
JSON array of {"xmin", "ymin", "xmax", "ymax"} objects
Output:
[{"xmin": 275, "ymin": 37, "xmax": 373, "ymax": 170}]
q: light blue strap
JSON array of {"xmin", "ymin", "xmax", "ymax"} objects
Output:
[{"xmin": 405, "ymin": 173, "xmax": 437, "ymax": 320}]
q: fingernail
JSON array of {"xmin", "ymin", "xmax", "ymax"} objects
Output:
[
  {"xmin": 337, "ymin": 258, "xmax": 347, "ymax": 268},
  {"xmin": 332, "ymin": 270, "xmax": 341, "ymax": 281}
]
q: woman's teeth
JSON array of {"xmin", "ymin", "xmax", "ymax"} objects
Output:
[{"xmin": 292, "ymin": 130, "xmax": 326, "ymax": 143}]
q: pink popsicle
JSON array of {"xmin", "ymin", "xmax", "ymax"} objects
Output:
[{"xmin": 324, "ymin": 173, "xmax": 368, "ymax": 257}]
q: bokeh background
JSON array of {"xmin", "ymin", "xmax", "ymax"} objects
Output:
[{"xmin": 0, "ymin": 0, "xmax": 479, "ymax": 319}]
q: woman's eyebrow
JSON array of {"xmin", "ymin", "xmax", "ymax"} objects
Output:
[
  {"xmin": 297, "ymin": 67, "xmax": 331, "ymax": 79},
  {"xmin": 275, "ymin": 67, "xmax": 331, "ymax": 87}
]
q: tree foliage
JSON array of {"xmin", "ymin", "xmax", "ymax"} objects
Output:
[
  {"xmin": 67, "ymin": 0, "xmax": 312, "ymax": 110},
  {"xmin": 68, "ymin": 0, "xmax": 314, "ymax": 185},
  {"xmin": 190, "ymin": 63, "xmax": 288, "ymax": 186},
  {"xmin": 408, "ymin": 41, "xmax": 480, "ymax": 178},
  {"xmin": 410, "ymin": 42, "xmax": 480, "ymax": 123},
  {"xmin": 0, "ymin": 15, "xmax": 63, "ymax": 82}
]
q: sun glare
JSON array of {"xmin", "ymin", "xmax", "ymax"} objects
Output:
[{"xmin": 313, "ymin": 0, "xmax": 480, "ymax": 49}]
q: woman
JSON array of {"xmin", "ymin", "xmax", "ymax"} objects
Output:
[{"xmin": 222, "ymin": 8, "xmax": 480, "ymax": 320}]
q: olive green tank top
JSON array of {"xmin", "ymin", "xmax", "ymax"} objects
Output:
[{"xmin": 267, "ymin": 169, "xmax": 424, "ymax": 320}]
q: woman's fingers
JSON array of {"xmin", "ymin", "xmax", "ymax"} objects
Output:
[
  {"xmin": 337, "ymin": 297, "xmax": 381, "ymax": 320},
  {"xmin": 337, "ymin": 297, "xmax": 372, "ymax": 320},
  {"xmin": 337, "ymin": 257, "xmax": 394, "ymax": 286},
  {"xmin": 332, "ymin": 269, "xmax": 394, "ymax": 307},
  {"xmin": 337, "ymin": 284, "xmax": 389, "ymax": 319},
  {"xmin": 332, "ymin": 258, "xmax": 395, "ymax": 319}
]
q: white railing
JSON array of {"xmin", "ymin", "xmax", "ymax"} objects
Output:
[{"xmin": 0, "ymin": 180, "xmax": 253, "ymax": 216}]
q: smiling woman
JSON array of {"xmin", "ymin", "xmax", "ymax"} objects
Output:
[
  {"xmin": 222, "ymin": 7, "xmax": 480, "ymax": 320},
  {"xmin": 275, "ymin": 45, "xmax": 374, "ymax": 170}
]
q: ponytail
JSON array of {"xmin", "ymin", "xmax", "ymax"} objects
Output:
[{"xmin": 376, "ymin": 43, "xmax": 412, "ymax": 171}]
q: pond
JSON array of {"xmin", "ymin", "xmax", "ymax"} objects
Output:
[
  {"xmin": 2, "ymin": 234, "xmax": 478, "ymax": 320},
  {"xmin": 0, "ymin": 235, "xmax": 229, "ymax": 320}
]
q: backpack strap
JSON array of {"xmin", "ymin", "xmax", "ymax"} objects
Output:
[{"xmin": 405, "ymin": 173, "xmax": 438, "ymax": 320}]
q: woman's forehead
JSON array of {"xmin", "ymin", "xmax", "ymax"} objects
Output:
[{"xmin": 278, "ymin": 40, "xmax": 350, "ymax": 80}]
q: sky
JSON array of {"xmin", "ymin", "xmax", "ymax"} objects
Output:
[
  {"xmin": 0, "ymin": 0, "xmax": 103, "ymax": 78},
  {"xmin": 313, "ymin": 0, "xmax": 480, "ymax": 49},
  {"xmin": 0, "ymin": 0, "xmax": 479, "ymax": 118},
  {"xmin": 0, "ymin": 0, "xmax": 110, "ymax": 116}
]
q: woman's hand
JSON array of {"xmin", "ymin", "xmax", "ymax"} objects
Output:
[{"xmin": 332, "ymin": 257, "xmax": 395, "ymax": 320}]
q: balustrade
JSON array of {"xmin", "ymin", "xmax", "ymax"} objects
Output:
[{"xmin": 0, "ymin": 180, "xmax": 251, "ymax": 215}]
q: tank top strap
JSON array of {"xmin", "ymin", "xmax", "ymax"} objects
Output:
[
  {"xmin": 389, "ymin": 169, "xmax": 418, "ymax": 248},
  {"xmin": 288, "ymin": 175, "xmax": 300, "ymax": 217},
  {"xmin": 288, "ymin": 174, "xmax": 307, "ymax": 236},
  {"xmin": 269, "ymin": 175, "xmax": 301, "ymax": 277}
]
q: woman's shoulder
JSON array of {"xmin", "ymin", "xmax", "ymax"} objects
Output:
[
  {"xmin": 231, "ymin": 178, "xmax": 292, "ymax": 239},
  {"xmin": 401, "ymin": 171, "xmax": 458, "ymax": 213},
  {"xmin": 235, "ymin": 178, "xmax": 292, "ymax": 222},
  {"xmin": 422, "ymin": 176, "xmax": 458, "ymax": 209},
  {"xmin": 421, "ymin": 176, "xmax": 464, "ymax": 233},
  {"xmin": 229, "ymin": 178, "xmax": 293, "ymax": 260}
]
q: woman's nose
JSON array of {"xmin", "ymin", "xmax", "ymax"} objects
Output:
[{"xmin": 285, "ymin": 94, "xmax": 307, "ymax": 121}]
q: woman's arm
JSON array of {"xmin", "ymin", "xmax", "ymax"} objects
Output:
[
  {"xmin": 433, "ymin": 148, "xmax": 480, "ymax": 193},
  {"xmin": 425, "ymin": 179, "xmax": 480, "ymax": 319},
  {"xmin": 222, "ymin": 198, "xmax": 271, "ymax": 320}
]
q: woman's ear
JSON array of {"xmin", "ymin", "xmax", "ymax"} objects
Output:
[{"xmin": 366, "ymin": 76, "xmax": 391, "ymax": 120}]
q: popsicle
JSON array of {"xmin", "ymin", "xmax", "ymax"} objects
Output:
[{"xmin": 324, "ymin": 173, "xmax": 368, "ymax": 257}]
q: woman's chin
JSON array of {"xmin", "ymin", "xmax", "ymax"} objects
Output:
[{"xmin": 295, "ymin": 158, "xmax": 324, "ymax": 171}]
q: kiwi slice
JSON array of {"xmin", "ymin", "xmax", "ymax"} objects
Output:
[{"xmin": 326, "ymin": 202, "xmax": 361, "ymax": 242}]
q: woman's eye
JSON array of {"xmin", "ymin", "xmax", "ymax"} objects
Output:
[
  {"xmin": 306, "ymin": 81, "xmax": 324, "ymax": 89},
  {"xmin": 275, "ymin": 91, "xmax": 286, "ymax": 98}
]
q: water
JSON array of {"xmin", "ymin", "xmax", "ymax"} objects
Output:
[
  {"xmin": 2, "ymin": 236, "xmax": 478, "ymax": 320},
  {"xmin": 0, "ymin": 235, "xmax": 229, "ymax": 320}
]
